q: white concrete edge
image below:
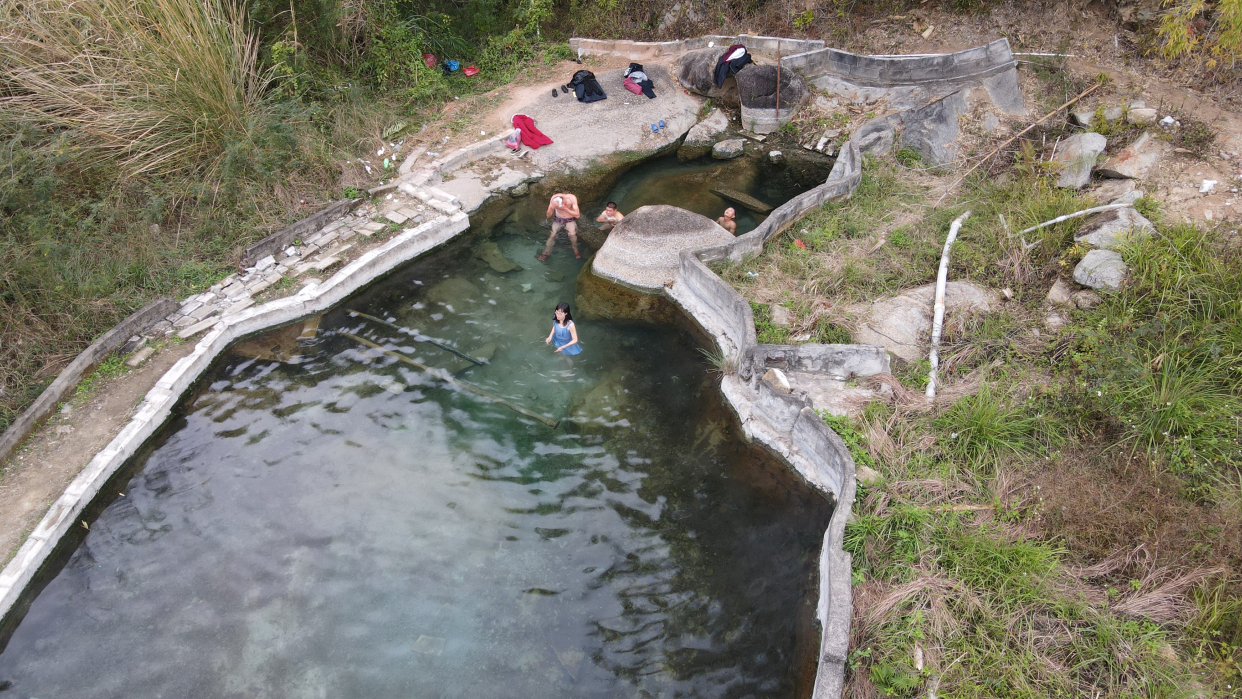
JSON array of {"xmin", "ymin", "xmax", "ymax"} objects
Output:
[
  {"xmin": 655, "ymin": 152, "xmax": 870, "ymax": 698},
  {"xmin": 0, "ymin": 213, "xmax": 470, "ymax": 627}
]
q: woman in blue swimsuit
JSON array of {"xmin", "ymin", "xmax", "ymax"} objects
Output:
[{"xmin": 544, "ymin": 302, "xmax": 582, "ymax": 356}]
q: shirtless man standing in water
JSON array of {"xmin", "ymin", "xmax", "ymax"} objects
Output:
[
  {"xmin": 541, "ymin": 192, "xmax": 581, "ymax": 260},
  {"xmin": 716, "ymin": 207, "xmax": 737, "ymax": 235}
]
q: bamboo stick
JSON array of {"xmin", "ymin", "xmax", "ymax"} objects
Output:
[
  {"xmin": 343, "ymin": 332, "xmax": 559, "ymax": 428},
  {"xmin": 935, "ymin": 82, "xmax": 1101, "ymax": 206},
  {"xmin": 926, "ymin": 211, "xmax": 971, "ymax": 399},
  {"xmin": 348, "ymin": 309, "xmax": 487, "ymax": 365}
]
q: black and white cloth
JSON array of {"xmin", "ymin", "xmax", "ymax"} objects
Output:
[
  {"xmin": 623, "ymin": 62, "xmax": 656, "ymax": 99},
  {"xmin": 713, "ymin": 44, "xmax": 752, "ymax": 89}
]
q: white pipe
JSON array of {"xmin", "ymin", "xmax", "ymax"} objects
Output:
[
  {"xmin": 1015, "ymin": 202, "xmax": 1128, "ymax": 236},
  {"xmin": 926, "ymin": 211, "xmax": 971, "ymax": 399}
]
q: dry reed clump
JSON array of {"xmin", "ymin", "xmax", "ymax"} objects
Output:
[{"xmin": 0, "ymin": 0, "xmax": 270, "ymax": 178}]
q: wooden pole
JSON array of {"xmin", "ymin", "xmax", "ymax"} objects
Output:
[
  {"xmin": 349, "ymin": 309, "xmax": 487, "ymax": 365},
  {"xmin": 343, "ymin": 332, "xmax": 559, "ymax": 428}
]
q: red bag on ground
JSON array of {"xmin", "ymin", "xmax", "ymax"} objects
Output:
[
  {"xmin": 622, "ymin": 77, "xmax": 643, "ymax": 95},
  {"xmin": 511, "ymin": 114, "xmax": 553, "ymax": 149},
  {"xmin": 422, "ymin": 54, "xmax": 436, "ymax": 68},
  {"xmin": 463, "ymin": 65, "xmax": 479, "ymax": 77}
]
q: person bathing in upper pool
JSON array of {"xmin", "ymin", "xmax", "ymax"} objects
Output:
[
  {"xmin": 716, "ymin": 207, "xmax": 737, "ymax": 235},
  {"xmin": 545, "ymin": 302, "xmax": 582, "ymax": 356},
  {"xmin": 595, "ymin": 201, "xmax": 624, "ymax": 231},
  {"xmin": 541, "ymin": 193, "xmax": 581, "ymax": 261}
]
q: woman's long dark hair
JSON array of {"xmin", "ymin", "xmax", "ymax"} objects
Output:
[{"xmin": 553, "ymin": 302, "xmax": 573, "ymax": 324}]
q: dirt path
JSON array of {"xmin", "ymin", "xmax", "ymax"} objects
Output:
[{"xmin": 0, "ymin": 341, "xmax": 196, "ymax": 566}]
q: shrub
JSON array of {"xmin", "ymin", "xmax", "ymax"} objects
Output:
[{"xmin": 0, "ymin": 0, "xmax": 272, "ymax": 179}]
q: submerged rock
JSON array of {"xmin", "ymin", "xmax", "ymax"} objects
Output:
[
  {"xmin": 474, "ymin": 241, "xmax": 523, "ymax": 273},
  {"xmin": 574, "ymin": 254, "xmax": 681, "ymax": 324},
  {"xmin": 426, "ymin": 277, "xmax": 482, "ymax": 307}
]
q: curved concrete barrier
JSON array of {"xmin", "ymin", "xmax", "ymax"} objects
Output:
[
  {"xmin": 783, "ymin": 37, "xmax": 1025, "ymax": 114},
  {"xmin": 782, "ymin": 37, "xmax": 1016, "ymax": 87},
  {"xmin": 662, "ymin": 137, "xmax": 874, "ymax": 698}
]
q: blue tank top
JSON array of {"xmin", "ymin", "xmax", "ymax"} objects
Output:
[{"xmin": 553, "ymin": 321, "xmax": 582, "ymax": 355}]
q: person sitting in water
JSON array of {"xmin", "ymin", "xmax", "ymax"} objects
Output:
[
  {"xmin": 595, "ymin": 201, "xmax": 624, "ymax": 231},
  {"xmin": 545, "ymin": 302, "xmax": 582, "ymax": 355},
  {"xmin": 717, "ymin": 207, "xmax": 737, "ymax": 235},
  {"xmin": 541, "ymin": 193, "xmax": 581, "ymax": 261}
]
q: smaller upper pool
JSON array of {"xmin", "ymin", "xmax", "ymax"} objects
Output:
[{"xmin": 584, "ymin": 152, "xmax": 831, "ymax": 237}]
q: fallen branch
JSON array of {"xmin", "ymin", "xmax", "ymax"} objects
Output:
[
  {"xmin": 1015, "ymin": 202, "xmax": 1128, "ymax": 236},
  {"xmin": 343, "ymin": 332, "xmax": 559, "ymax": 427},
  {"xmin": 349, "ymin": 309, "xmax": 487, "ymax": 365},
  {"xmin": 926, "ymin": 211, "xmax": 971, "ymax": 399},
  {"xmin": 936, "ymin": 82, "xmax": 1101, "ymax": 206}
]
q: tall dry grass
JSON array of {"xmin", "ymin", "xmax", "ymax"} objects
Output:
[{"xmin": 0, "ymin": 0, "xmax": 271, "ymax": 178}]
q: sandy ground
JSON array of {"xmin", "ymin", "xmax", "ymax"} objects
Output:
[{"xmin": 0, "ymin": 341, "xmax": 196, "ymax": 566}]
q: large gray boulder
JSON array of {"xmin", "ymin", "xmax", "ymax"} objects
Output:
[
  {"xmin": 850, "ymin": 114, "xmax": 900, "ymax": 156},
  {"xmin": 1074, "ymin": 206, "xmax": 1156, "ymax": 250},
  {"xmin": 848, "ymin": 281, "xmax": 1000, "ymax": 362},
  {"xmin": 679, "ymin": 108, "xmax": 729, "ymax": 160},
  {"xmin": 1053, "ymin": 132, "xmax": 1107, "ymax": 189},
  {"xmin": 1097, "ymin": 131, "xmax": 1169, "ymax": 179},
  {"xmin": 736, "ymin": 65, "xmax": 807, "ymax": 110},
  {"xmin": 590, "ymin": 205, "xmax": 733, "ymax": 291},
  {"xmin": 677, "ymin": 47, "xmax": 732, "ymax": 97},
  {"xmin": 1073, "ymin": 249, "xmax": 1127, "ymax": 293},
  {"xmin": 737, "ymin": 65, "xmax": 807, "ymax": 134},
  {"xmin": 898, "ymin": 90, "xmax": 968, "ymax": 166}
]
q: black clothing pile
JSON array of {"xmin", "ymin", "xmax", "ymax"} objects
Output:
[
  {"xmin": 623, "ymin": 62, "xmax": 656, "ymax": 99},
  {"xmin": 713, "ymin": 44, "xmax": 752, "ymax": 89},
  {"xmin": 569, "ymin": 70, "xmax": 607, "ymax": 103}
]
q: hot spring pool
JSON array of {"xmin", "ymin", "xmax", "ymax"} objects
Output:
[{"xmin": 0, "ymin": 154, "xmax": 834, "ymax": 698}]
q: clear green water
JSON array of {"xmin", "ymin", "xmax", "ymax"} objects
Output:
[{"xmin": 0, "ymin": 157, "xmax": 831, "ymax": 698}]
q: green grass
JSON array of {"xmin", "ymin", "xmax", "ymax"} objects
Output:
[
  {"xmin": 749, "ymin": 301, "xmax": 790, "ymax": 344},
  {"xmin": 934, "ymin": 382, "xmax": 1061, "ymax": 469}
]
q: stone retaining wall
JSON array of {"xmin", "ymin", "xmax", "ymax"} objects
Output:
[
  {"xmin": 0, "ymin": 212, "xmax": 469, "ymax": 643},
  {"xmin": 569, "ymin": 34, "xmax": 824, "ymax": 60},
  {"xmin": 781, "ymin": 37, "xmax": 1016, "ymax": 87},
  {"xmin": 0, "ymin": 298, "xmax": 177, "ymax": 465}
]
